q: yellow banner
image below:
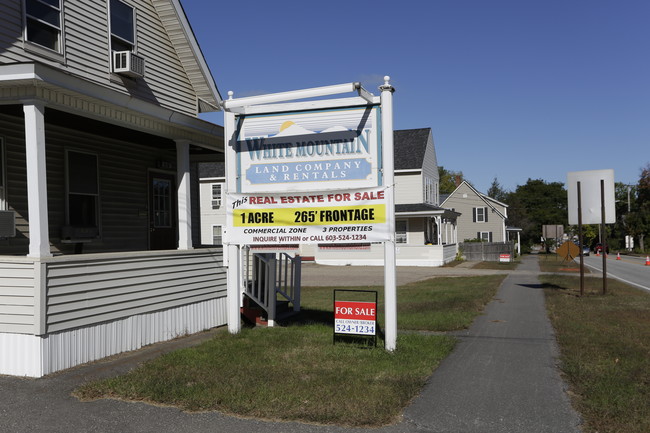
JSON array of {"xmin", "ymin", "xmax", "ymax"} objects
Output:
[{"xmin": 233, "ymin": 204, "xmax": 386, "ymax": 227}]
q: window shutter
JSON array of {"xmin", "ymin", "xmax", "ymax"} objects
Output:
[
  {"xmin": 484, "ymin": 207, "xmax": 488, "ymax": 222},
  {"xmin": 477, "ymin": 231, "xmax": 480, "ymax": 240},
  {"xmin": 489, "ymin": 232, "xmax": 493, "ymax": 242},
  {"xmin": 473, "ymin": 208, "xmax": 476, "ymax": 222}
]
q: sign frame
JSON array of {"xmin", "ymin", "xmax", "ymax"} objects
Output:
[{"xmin": 223, "ymin": 78, "xmax": 397, "ymax": 352}]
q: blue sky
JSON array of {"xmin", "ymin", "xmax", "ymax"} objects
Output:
[{"xmin": 181, "ymin": 0, "xmax": 649, "ymax": 194}]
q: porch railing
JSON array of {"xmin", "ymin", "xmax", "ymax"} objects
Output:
[{"xmin": 242, "ymin": 249, "xmax": 301, "ymax": 325}]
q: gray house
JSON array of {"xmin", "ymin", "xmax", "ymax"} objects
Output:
[
  {"xmin": 441, "ymin": 180, "xmax": 509, "ymax": 243},
  {"xmin": 0, "ymin": 0, "xmax": 227, "ymax": 376}
]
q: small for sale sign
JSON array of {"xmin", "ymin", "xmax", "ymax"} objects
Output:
[{"xmin": 334, "ymin": 300, "xmax": 377, "ymax": 336}]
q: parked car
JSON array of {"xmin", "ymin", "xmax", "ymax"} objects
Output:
[{"xmin": 582, "ymin": 246, "xmax": 590, "ymax": 256}]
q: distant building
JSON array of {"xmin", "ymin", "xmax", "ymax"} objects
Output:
[{"xmin": 440, "ymin": 181, "xmax": 509, "ymax": 243}]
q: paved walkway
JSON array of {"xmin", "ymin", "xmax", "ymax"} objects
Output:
[
  {"xmin": 0, "ymin": 256, "xmax": 582, "ymax": 433},
  {"xmin": 400, "ymin": 255, "xmax": 582, "ymax": 432}
]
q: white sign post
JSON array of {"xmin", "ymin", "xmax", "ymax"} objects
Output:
[{"xmin": 222, "ymin": 78, "xmax": 397, "ymax": 351}]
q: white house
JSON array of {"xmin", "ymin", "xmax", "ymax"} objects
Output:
[{"xmin": 0, "ymin": 0, "xmax": 227, "ymax": 377}]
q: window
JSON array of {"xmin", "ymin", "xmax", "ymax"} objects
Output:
[
  {"xmin": 110, "ymin": 0, "xmax": 134, "ymax": 52},
  {"xmin": 66, "ymin": 150, "xmax": 99, "ymax": 228},
  {"xmin": 473, "ymin": 206, "xmax": 488, "ymax": 223},
  {"xmin": 25, "ymin": 0, "xmax": 62, "ymax": 52},
  {"xmin": 211, "ymin": 183, "xmax": 223, "ymax": 209},
  {"xmin": 152, "ymin": 178, "xmax": 172, "ymax": 228},
  {"xmin": 396, "ymin": 220, "xmax": 407, "ymax": 244},
  {"xmin": 212, "ymin": 225, "xmax": 223, "ymax": 245},
  {"xmin": 0, "ymin": 138, "xmax": 5, "ymax": 210},
  {"xmin": 478, "ymin": 231, "xmax": 492, "ymax": 242},
  {"xmin": 424, "ymin": 177, "xmax": 433, "ymax": 204}
]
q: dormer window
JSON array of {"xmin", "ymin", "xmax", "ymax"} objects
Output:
[
  {"xmin": 25, "ymin": 0, "xmax": 62, "ymax": 52},
  {"xmin": 110, "ymin": 0, "xmax": 134, "ymax": 52}
]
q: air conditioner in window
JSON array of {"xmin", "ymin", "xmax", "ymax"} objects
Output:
[
  {"xmin": 0, "ymin": 210, "xmax": 15, "ymax": 238},
  {"xmin": 112, "ymin": 51, "xmax": 145, "ymax": 78}
]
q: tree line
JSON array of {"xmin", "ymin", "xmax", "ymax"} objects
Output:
[{"xmin": 439, "ymin": 164, "xmax": 650, "ymax": 253}]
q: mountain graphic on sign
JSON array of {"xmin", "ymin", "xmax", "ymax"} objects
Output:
[{"xmin": 272, "ymin": 121, "xmax": 350, "ymax": 137}]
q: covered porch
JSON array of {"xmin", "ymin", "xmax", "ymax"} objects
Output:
[{"xmin": 0, "ymin": 64, "xmax": 227, "ymax": 376}]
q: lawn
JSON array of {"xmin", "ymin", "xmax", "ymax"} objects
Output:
[
  {"xmin": 75, "ymin": 275, "xmax": 504, "ymax": 427},
  {"xmin": 541, "ymin": 274, "xmax": 650, "ymax": 433},
  {"xmin": 538, "ymin": 253, "xmax": 589, "ymax": 273}
]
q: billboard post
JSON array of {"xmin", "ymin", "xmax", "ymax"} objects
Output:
[{"xmin": 380, "ymin": 77, "xmax": 397, "ymax": 352}]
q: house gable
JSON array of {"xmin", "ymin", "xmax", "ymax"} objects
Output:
[
  {"xmin": 0, "ymin": 0, "xmax": 220, "ymax": 117},
  {"xmin": 441, "ymin": 181, "xmax": 508, "ymax": 242}
]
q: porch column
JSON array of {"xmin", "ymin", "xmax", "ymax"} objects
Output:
[
  {"xmin": 176, "ymin": 139, "xmax": 193, "ymax": 250},
  {"xmin": 24, "ymin": 103, "xmax": 51, "ymax": 258},
  {"xmin": 436, "ymin": 216, "xmax": 442, "ymax": 244}
]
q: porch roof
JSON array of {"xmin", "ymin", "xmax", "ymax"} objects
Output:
[
  {"xmin": 0, "ymin": 63, "xmax": 224, "ymax": 152},
  {"xmin": 395, "ymin": 203, "xmax": 460, "ymax": 219}
]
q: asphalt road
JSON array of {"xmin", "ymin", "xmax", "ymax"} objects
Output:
[{"xmin": 581, "ymin": 254, "xmax": 650, "ymax": 291}]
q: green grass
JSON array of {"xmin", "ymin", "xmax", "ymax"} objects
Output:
[
  {"xmin": 541, "ymin": 275, "xmax": 650, "ymax": 433},
  {"xmin": 470, "ymin": 260, "xmax": 520, "ymax": 271},
  {"xmin": 298, "ymin": 275, "xmax": 505, "ymax": 332},
  {"xmin": 538, "ymin": 254, "xmax": 586, "ymax": 273},
  {"xmin": 74, "ymin": 276, "xmax": 504, "ymax": 426}
]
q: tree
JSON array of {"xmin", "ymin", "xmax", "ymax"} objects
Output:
[
  {"xmin": 504, "ymin": 179, "xmax": 567, "ymax": 250},
  {"xmin": 438, "ymin": 166, "xmax": 464, "ymax": 194},
  {"xmin": 626, "ymin": 163, "xmax": 650, "ymax": 251},
  {"xmin": 487, "ymin": 177, "xmax": 508, "ymax": 202}
]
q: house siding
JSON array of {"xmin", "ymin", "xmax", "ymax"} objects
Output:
[
  {"xmin": 422, "ymin": 134, "xmax": 439, "ymax": 204},
  {"xmin": 199, "ymin": 179, "xmax": 226, "ymax": 245},
  {"xmin": 0, "ymin": 1, "xmax": 26, "ymax": 64},
  {"xmin": 0, "ymin": 260, "xmax": 35, "ymax": 333},
  {"xmin": 395, "ymin": 173, "xmax": 423, "ymax": 204},
  {"xmin": 444, "ymin": 183, "xmax": 506, "ymax": 243},
  {"xmin": 45, "ymin": 249, "xmax": 226, "ymax": 333},
  {"xmin": 0, "ymin": 0, "xmax": 198, "ymax": 116}
]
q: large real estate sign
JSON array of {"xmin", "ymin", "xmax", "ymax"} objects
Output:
[
  {"xmin": 222, "ymin": 80, "xmax": 398, "ymax": 351},
  {"xmin": 226, "ymin": 104, "xmax": 388, "ymax": 245}
]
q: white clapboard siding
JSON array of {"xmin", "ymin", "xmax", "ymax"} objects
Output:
[
  {"xmin": 0, "ymin": 0, "xmax": 200, "ymax": 116},
  {"xmin": 395, "ymin": 174, "xmax": 424, "ymax": 204},
  {"xmin": 0, "ymin": 261, "xmax": 35, "ymax": 333},
  {"xmin": 44, "ymin": 250, "xmax": 226, "ymax": 333},
  {"xmin": 0, "ymin": 1, "xmax": 29, "ymax": 63}
]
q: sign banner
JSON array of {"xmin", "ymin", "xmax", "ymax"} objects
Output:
[
  {"xmin": 235, "ymin": 105, "xmax": 380, "ymax": 193},
  {"xmin": 225, "ymin": 187, "xmax": 389, "ymax": 245}
]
